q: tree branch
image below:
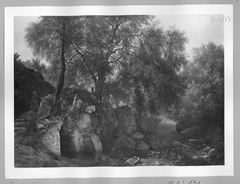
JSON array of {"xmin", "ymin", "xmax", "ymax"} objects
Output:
[
  {"xmin": 72, "ymin": 44, "xmax": 97, "ymax": 84},
  {"xmin": 108, "ymin": 55, "xmax": 123, "ymax": 65}
]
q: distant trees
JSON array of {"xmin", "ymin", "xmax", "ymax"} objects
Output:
[
  {"xmin": 22, "ymin": 58, "xmax": 46, "ymax": 74},
  {"xmin": 173, "ymin": 42, "xmax": 224, "ymax": 132}
]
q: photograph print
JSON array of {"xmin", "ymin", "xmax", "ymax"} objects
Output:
[{"xmin": 6, "ymin": 5, "xmax": 233, "ymax": 178}]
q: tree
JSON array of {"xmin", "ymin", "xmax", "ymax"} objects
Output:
[
  {"xmin": 65, "ymin": 16, "xmax": 153, "ymax": 127},
  {"xmin": 174, "ymin": 42, "xmax": 224, "ymax": 132},
  {"xmin": 25, "ymin": 16, "xmax": 84, "ymax": 116},
  {"xmin": 25, "ymin": 15, "xmax": 188, "ymax": 133},
  {"xmin": 114, "ymin": 26, "xmax": 188, "ymax": 115},
  {"xmin": 69, "ymin": 16, "xmax": 151, "ymax": 99}
]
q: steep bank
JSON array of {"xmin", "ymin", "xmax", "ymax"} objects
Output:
[{"xmin": 14, "ymin": 60, "xmax": 55, "ymax": 117}]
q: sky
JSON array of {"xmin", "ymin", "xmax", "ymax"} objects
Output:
[{"xmin": 14, "ymin": 15, "xmax": 224, "ymax": 62}]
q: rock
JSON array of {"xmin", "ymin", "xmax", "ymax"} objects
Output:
[
  {"xmin": 36, "ymin": 123, "xmax": 45, "ymax": 129},
  {"xmin": 77, "ymin": 113, "xmax": 92, "ymax": 130},
  {"xmin": 130, "ymin": 132, "xmax": 144, "ymax": 142},
  {"xmin": 14, "ymin": 136, "xmax": 25, "ymax": 145},
  {"xmin": 40, "ymin": 118, "xmax": 61, "ymax": 127},
  {"xmin": 75, "ymin": 132, "xmax": 102, "ymax": 152},
  {"xmin": 172, "ymin": 141, "xmax": 182, "ymax": 148},
  {"xmin": 98, "ymin": 155, "xmax": 118, "ymax": 166},
  {"xmin": 85, "ymin": 105, "xmax": 96, "ymax": 113},
  {"xmin": 15, "ymin": 121, "xmax": 29, "ymax": 127},
  {"xmin": 200, "ymin": 146, "xmax": 211, "ymax": 153},
  {"xmin": 125, "ymin": 156, "xmax": 140, "ymax": 166},
  {"xmin": 15, "ymin": 118, "xmax": 26, "ymax": 122},
  {"xmin": 182, "ymin": 148, "xmax": 211, "ymax": 164},
  {"xmin": 212, "ymin": 141, "xmax": 224, "ymax": 152},
  {"xmin": 15, "ymin": 144, "xmax": 68, "ymax": 167},
  {"xmin": 61, "ymin": 131, "xmax": 102, "ymax": 162},
  {"xmin": 14, "ymin": 60, "xmax": 55, "ymax": 118},
  {"xmin": 74, "ymin": 99, "xmax": 83, "ymax": 108},
  {"xmin": 188, "ymin": 139, "xmax": 205, "ymax": 145},
  {"xmin": 216, "ymin": 152, "xmax": 224, "ymax": 160},
  {"xmin": 192, "ymin": 155, "xmax": 211, "ymax": 163},
  {"xmin": 115, "ymin": 105, "xmax": 137, "ymax": 135},
  {"xmin": 40, "ymin": 120, "xmax": 63, "ymax": 155},
  {"xmin": 25, "ymin": 115, "xmax": 37, "ymax": 122},
  {"xmin": 37, "ymin": 94, "xmax": 55, "ymax": 119},
  {"xmin": 208, "ymin": 148, "xmax": 219, "ymax": 158},
  {"xmin": 114, "ymin": 135, "xmax": 136, "ymax": 156},
  {"xmin": 138, "ymin": 158, "xmax": 161, "ymax": 166},
  {"xmin": 145, "ymin": 137, "xmax": 162, "ymax": 151},
  {"xmin": 148, "ymin": 151, "xmax": 161, "ymax": 158},
  {"xmin": 26, "ymin": 110, "xmax": 37, "ymax": 116},
  {"xmin": 135, "ymin": 141, "xmax": 149, "ymax": 155},
  {"xmin": 21, "ymin": 136, "xmax": 37, "ymax": 147},
  {"xmin": 15, "ymin": 127, "xmax": 27, "ymax": 132}
]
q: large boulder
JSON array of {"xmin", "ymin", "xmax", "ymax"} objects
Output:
[
  {"xmin": 40, "ymin": 119, "xmax": 63, "ymax": 155},
  {"xmin": 60, "ymin": 131, "xmax": 102, "ymax": 162},
  {"xmin": 130, "ymin": 132, "xmax": 144, "ymax": 142},
  {"xmin": 135, "ymin": 141, "xmax": 149, "ymax": 156},
  {"xmin": 15, "ymin": 145, "xmax": 56, "ymax": 167},
  {"xmin": 77, "ymin": 113, "xmax": 92, "ymax": 130},
  {"xmin": 114, "ymin": 105, "xmax": 137, "ymax": 136},
  {"xmin": 137, "ymin": 158, "xmax": 161, "ymax": 166},
  {"xmin": 14, "ymin": 60, "xmax": 55, "ymax": 118},
  {"xmin": 97, "ymin": 155, "xmax": 118, "ymax": 166},
  {"xmin": 114, "ymin": 135, "xmax": 136, "ymax": 156}
]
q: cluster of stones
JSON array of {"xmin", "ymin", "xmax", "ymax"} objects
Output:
[
  {"xmin": 171, "ymin": 140, "xmax": 224, "ymax": 165},
  {"xmin": 14, "ymin": 110, "xmax": 37, "ymax": 145},
  {"xmin": 34, "ymin": 93, "xmax": 102, "ymax": 161},
  {"xmin": 111, "ymin": 106, "xmax": 150, "ymax": 157}
]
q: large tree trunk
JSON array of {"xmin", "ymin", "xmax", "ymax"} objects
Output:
[
  {"xmin": 50, "ymin": 20, "xmax": 66, "ymax": 117},
  {"xmin": 95, "ymin": 71, "xmax": 106, "ymax": 143},
  {"xmin": 95, "ymin": 71, "xmax": 106, "ymax": 103}
]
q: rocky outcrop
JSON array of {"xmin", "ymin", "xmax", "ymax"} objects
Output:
[
  {"xmin": 114, "ymin": 135, "xmax": 136, "ymax": 151},
  {"xmin": 113, "ymin": 132, "xmax": 149, "ymax": 157},
  {"xmin": 130, "ymin": 132, "xmax": 144, "ymax": 142},
  {"xmin": 58, "ymin": 92, "xmax": 102, "ymax": 161},
  {"xmin": 97, "ymin": 155, "xmax": 118, "ymax": 166},
  {"xmin": 144, "ymin": 136, "xmax": 162, "ymax": 151},
  {"xmin": 60, "ymin": 131, "xmax": 102, "ymax": 162},
  {"xmin": 135, "ymin": 141, "xmax": 149, "ymax": 155},
  {"xmin": 40, "ymin": 119, "xmax": 63, "ymax": 155},
  {"xmin": 168, "ymin": 139, "xmax": 224, "ymax": 165},
  {"xmin": 14, "ymin": 60, "xmax": 55, "ymax": 118}
]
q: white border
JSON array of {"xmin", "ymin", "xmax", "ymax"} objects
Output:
[{"xmin": 5, "ymin": 5, "xmax": 233, "ymax": 178}]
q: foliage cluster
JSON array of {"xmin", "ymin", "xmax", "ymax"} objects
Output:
[
  {"xmin": 172, "ymin": 42, "xmax": 224, "ymax": 133},
  {"xmin": 23, "ymin": 16, "xmax": 188, "ymax": 118}
]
